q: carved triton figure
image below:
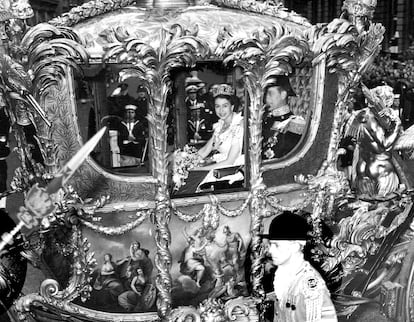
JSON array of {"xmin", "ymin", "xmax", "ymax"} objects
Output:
[{"xmin": 345, "ymin": 84, "xmax": 414, "ymax": 197}]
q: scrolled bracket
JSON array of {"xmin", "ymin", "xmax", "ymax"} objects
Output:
[{"xmin": 16, "ymin": 225, "xmax": 96, "ymax": 315}]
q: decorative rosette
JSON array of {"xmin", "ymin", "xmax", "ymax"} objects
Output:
[{"xmin": 172, "ymin": 145, "xmax": 203, "ymax": 191}]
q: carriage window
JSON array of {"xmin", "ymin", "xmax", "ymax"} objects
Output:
[
  {"xmin": 75, "ymin": 64, "xmax": 150, "ymax": 175},
  {"xmin": 170, "ymin": 63, "xmax": 248, "ymax": 197}
]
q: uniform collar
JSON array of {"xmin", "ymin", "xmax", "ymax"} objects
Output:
[{"xmin": 268, "ymin": 104, "xmax": 290, "ymax": 117}]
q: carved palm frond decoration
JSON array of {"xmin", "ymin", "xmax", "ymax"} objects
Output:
[
  {"xmin": 215, "ymin": 27, "xmax": 310, "ymax": 156},
  {"xmin": 104, "ymin": 24, "xmax": 209, "ymax": 112},
  {"xmin": 106, "ymin": 27, "xmax": 209, "ymax": 186},
  {"xmin": 308, "ymin": 18, "xmax": 359, "ymax": 73},
  {"xmin": 21, "ymin": 23, "xmax": 89, "ymax": 95},
  {"xmin": 263, "ymin": 36, "xmax": 310, "ymax": 86},
  {"xmin": 216, "ymin": 25, "xmax": 309, "ymax": 86}
]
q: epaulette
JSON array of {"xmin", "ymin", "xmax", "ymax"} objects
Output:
[{"xmin": 301, "ymin": 264, "xmax": 324, "ymax": 322}]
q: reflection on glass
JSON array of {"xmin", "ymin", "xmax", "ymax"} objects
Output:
[
  {"xmin": 262, "ymin": 75, "xmax": 305, "ymax": 160},
  {"xmin": 172, "ymin": 80, "xmax": 246, "ymax": 196},
  {"xmin": 75, "ymin": 65, "xmax": 150, "ymax": 175}
]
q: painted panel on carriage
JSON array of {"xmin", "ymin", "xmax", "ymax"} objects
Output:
[
  {"xmin": 73, "ymin": 211, "xmax": 157, "ymax": 313},
  {"xmin": 75, "ymin": 64, "xmax": 151, "ymax": 175},
  {"xmin": 169, "ymin": 205, "xmax": 251, "ymax": 308},
  {"xmin": 71, "ymin": 207, "xmax": 250, "ymax": 313}
]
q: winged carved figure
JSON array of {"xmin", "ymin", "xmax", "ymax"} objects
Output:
[{"xmin": 344, "ymin": 84, "xmax": 413, "ymax": 197}]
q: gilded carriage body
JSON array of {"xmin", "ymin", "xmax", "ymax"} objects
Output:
[{"xmin": 3, "ymin": 0, "xmax": 414, "ymax": 321}]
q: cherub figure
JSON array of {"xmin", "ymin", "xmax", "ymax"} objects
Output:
[{"xmin": 345, "ymin": 84, "xmax": 414, "ymax": 197}]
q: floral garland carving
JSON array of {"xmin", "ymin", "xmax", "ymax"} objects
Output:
[
  {"xmin": 264, "ymin": 193, "xmax": 311, "ymax": 216},
  {"xmin": 48, "ymin": 0, "xmax": 137, "ymax": 27},
  {"xmin": 172, "ymin": 193, "xmax": 251, "ymax": 222},
  {"xmin": 78, "ymin": 210, "xmax": 151, "ymax": 235}
]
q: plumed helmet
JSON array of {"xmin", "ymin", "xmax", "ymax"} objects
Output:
[{"xmin": 260, "ymin": 211, "xmax": 311, "ymax": 240}]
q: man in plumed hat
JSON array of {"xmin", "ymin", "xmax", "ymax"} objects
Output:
[
  {"xmin": 262, "ymin": 75, "xmax": 305, "ymax": 160},
  {"xmin": 261, "ymin": 211, "xmax": 337, "ymax": 322}
]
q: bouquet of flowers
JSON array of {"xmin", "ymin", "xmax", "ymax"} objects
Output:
[{"xmin": 172, "ymin": 145, "xmax": 203, "ymax": 191}]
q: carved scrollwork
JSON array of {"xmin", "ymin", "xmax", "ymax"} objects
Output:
[
  {"xmin": 171, "ymin": 306, "xmax": 201, "ymax": 322},
  {"xmin": 322, "ymin": 197, "xmax": 412, "ymax": 275},
  {"xmin": 18, "ymin": 224, "xmax": 96, "ymax": 313},
  {"xmin": 225, "ymin": 297, "xmax": 257, "ymax": 321}
]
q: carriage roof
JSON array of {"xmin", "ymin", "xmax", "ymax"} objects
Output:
[{"xmin": 67, "ymin": 4, "xmax": 312, "ymax": 59}]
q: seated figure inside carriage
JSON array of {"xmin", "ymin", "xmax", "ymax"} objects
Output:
[
  {"xmin": 172, "ymin": 83, "xmax": 245, "ymax": 195},
  {"xmin": 262, "ymin": 75, "xmax": 306, "ymax": 160}
]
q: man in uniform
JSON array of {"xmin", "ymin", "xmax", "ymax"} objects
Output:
[
  {"xmin": 135, "ymin": 84, "xmax": 149, "ymax": 120},
  {"xmin": 262, "ymin": 75, "xmax": 305, "ymax": 160},
  {"xmin": 116, "ymin": 104, "xmax": 147, "ymax": 161},
  {"xmin": 261, "ymin": 211, "xmax": 337, "ymax": 322},
  {"xmin": 186, "ymin": 84, "xmax": 208, "ymax": 142}
]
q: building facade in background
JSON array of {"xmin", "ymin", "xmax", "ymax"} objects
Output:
[{"xmin": 285, "ymin": 0, "xmax": 414, "ymax": 56}]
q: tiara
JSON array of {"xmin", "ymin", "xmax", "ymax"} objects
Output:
[{"xmin": 211, "ymin": 84, "xmax": 235, "ymax": 98}]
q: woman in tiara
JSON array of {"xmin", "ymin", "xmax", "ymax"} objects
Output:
[
  {"xmin": 172, "ymin": 84, "xmax": 244, "ymax": 193},
  {"xmin": 195, "ymin": 83, "xmax": 244, "ymax": 170}
]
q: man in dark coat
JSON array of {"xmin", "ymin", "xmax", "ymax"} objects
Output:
[
  {"xmin": 116, "ymin": 104, "xmax": 147, "ymax": 160},
  {"xmin": 262, "ymin": 75, "xmax": 305, "ymax": 160}
]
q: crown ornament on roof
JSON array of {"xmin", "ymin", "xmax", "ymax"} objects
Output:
[
  {"xmin": 342, "ymin": 0, "xmax": 377, "ymax": 19},
  {"xmin": 211, "ymin": 84, "xmax": 235, "ymax": 98}
]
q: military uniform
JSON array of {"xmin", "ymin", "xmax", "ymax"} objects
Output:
[
  {"xmin": 262, "ymin": 106, "xmax": 301, "ymax": 160},
  {"xmin": 116, "ymin": 120, "xmax": 146, "ymax": 158},
  {"xmin": 260, "ymin": 211, "xmax": 338, "ymax": 322},
  {"xmin": 186, "ymin": 96, "xmax": 216, "ymax": 141},
  {"xmin": 269, "ymin": 261, "xmax": 337, "ymax": 322}
]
